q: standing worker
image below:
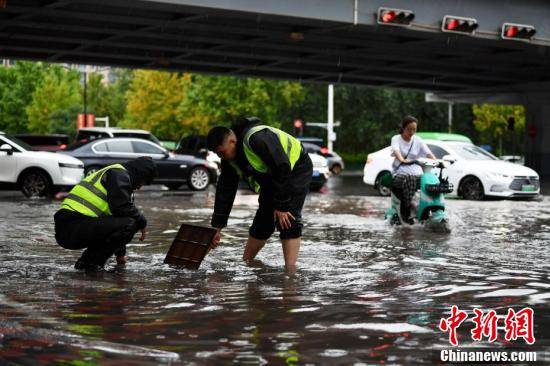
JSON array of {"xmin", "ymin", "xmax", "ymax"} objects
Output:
[
  {"xmin": 54, "ymin": 157, "xmax": 157, "ymax": 272},
  {"xmin": 207, "ymin": 117, "xmax": 312, "ymax": 268}
]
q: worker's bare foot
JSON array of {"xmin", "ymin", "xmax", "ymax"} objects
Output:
[{"xmin": 245, "ymin": 258, "xmax": 265, "ymax": 268}]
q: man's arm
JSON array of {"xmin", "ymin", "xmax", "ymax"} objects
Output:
[
  {"xmin": 104, "ymin": 169, "xmax": 147, "ymax": 230},
  {"xmin": 211, "ymin": 160, "xmax": 239, "ymax": 229},
  {"xmin": 248, "ymin": 130, "xmax": 294, "ymax": 211}
]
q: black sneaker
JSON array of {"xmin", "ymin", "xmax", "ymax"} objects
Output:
[
  {"xmin": 403, "ymin": 217, "xmax": 415, "ymax": 225},
  {"xmin": 84, "ymin": 264, "xmax": 105, "ymax": 273},
  {"xmin": 74, "ymin": 259, "xmax": 104, "ymax": 272},
  {"xmin": 74, "ymin": 259, "xmax": 87, "ymax": 270}
]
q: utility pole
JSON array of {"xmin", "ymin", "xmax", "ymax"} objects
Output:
[
  {"xmin": 327, "ymin": 84, "xmax": 335, "ymax": 152},
  {"xmin": 448, "ymin": 102, "xmax": 453, "ymax": 133},
  {"xmin": 83, "ymin": 71, "xmax": 87, "ymax": 116}
]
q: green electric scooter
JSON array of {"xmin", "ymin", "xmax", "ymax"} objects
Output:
[{"xmin": 384, "ymin": 158, "xmax": 453, "ymax": 233}]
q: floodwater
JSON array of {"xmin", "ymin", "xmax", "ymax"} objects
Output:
[{"xmin": 1, "ymin": 174, "xmax": 549, "ymax": 365}]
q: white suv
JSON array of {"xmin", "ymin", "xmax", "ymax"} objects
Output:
[
  {"xmin": 76, "ymin": 127, "xmax": 162, "ymax": 146},
  {"xmin": 0, "ymin": 132, "xmax": 84, "ymax": 197}
]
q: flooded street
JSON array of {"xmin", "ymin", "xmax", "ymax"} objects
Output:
[{"xmin": 1, "ymin": 174, "xmax": 549, "ymax": 365}]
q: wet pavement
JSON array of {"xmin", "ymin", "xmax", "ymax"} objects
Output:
[{"xmin": 1, "ymin": 174, "xmax": 549, "ymax": 365}]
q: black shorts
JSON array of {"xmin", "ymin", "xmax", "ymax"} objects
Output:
[{"xmin": 249, "ymin": 187, "xmax": 309, "ymax": 240}]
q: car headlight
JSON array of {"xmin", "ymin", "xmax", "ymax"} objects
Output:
[{"xmin": 59, "ymin": 162, "xmax": 84, "ymax": 169}]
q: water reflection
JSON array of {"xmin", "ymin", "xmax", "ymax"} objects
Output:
[{"xmin": 0, "ymin": 179, "xmax": 549, "ymax": 364}]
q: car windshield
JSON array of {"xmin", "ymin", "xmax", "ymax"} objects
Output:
[
  {"xmin": 453, "ymin": 143, "xmax": 499, "ymax": 160},
  {"xmin": 4, "ymin": 134, "xmax": 34, "ymax": 151}
]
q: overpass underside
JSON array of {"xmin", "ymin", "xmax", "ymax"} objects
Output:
[
  {"xmin": 2, "ymin": 0, "xmax": 550, "ymax": 174},
  {"xmin": 2, "ymin": 0, "xmax": 550, "ymax": 94}
]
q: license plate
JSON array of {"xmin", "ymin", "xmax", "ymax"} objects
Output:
[
  {"xmin": 312, "ymin": 170, "xmax": 320, "ymax": 177},
  {"xmin": 522, "ymin": 184, "xmax": 536, "ymax": 192}
]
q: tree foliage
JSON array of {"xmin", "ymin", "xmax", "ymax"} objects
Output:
[
  {"xmin": 26, "ymin": 66, "xmax": 81, "ymax": 134},
  {"xmin": 0, "ymin": 62, "xmax": 51, "ymax": 133},
  {"xmin": 472, "ymin": 104, "xmax": 525, "ymax": 155},
  {"xmin": 181, "ymin": 74, "xmax": 304, "ymax": 131},
  {"xmin": 0, "ymin": 61, "xmax": 527, "ymax": 162},
  {"xmin": 120, "ymin": 70, "xmax": 188, "ymax": 139}
]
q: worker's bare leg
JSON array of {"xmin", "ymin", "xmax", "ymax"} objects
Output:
[
  {"xmin": 282, "ymin": 237, "xmax": 300, "ymax": 267},
  {"xmin": 243, "ymin": 236, "xmax": 267, "ymax": 261}
]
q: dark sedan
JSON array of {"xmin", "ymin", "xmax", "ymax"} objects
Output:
[{"xmin": 58, "ymin": 137, "xmax": 218, "ymax": 191}]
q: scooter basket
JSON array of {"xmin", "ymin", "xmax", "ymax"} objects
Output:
[{"xmin": 425, "ymin": 182, "xmax": 454, "ymax": 194}]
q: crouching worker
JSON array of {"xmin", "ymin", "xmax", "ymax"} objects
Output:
[
  {"xmin": 207, "ymin": 117, "xmax": 313, "ymax": 268},
  {"xmin": 54, "ymin": 157, "xmax": 157, "ymax": 271}
]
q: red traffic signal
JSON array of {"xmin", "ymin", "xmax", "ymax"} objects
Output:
[
  {"xmin": 442, "ymin": 15, "xmax": 478, "ymax": 35},
  {"xmin": 377, "ymin": 7, "xmax": 414, "ymax": 26},
  {"xmin": 501, "ymin": 23, "xmax": 536, "ymax": 41}
]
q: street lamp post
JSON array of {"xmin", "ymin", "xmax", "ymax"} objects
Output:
[{"xmin": 82, "ymin": 70, "xmax": 87, "ymax": 116}]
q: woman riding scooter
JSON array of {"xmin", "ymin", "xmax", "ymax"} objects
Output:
[{"xmin": 391, "ymin": 116, "xmax": 436, "ymax": 224}]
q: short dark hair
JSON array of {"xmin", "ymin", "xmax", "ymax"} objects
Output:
[
  {"xmin": 400, "ymin": 115, "xmax": 418, "ymax": 133},
  {"xmin": 206, "ymin": 126, "xmax": 232, "ymax": 151}
]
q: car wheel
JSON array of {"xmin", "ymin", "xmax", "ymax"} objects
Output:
[
  {"xmin": 375, "ymin": 174, "xmax": 391, "ymax": 197},
  {"xmin": 187, "ymin": 166, "xmax": 210, "ymax": 191},
  {"xmin": 460, "ymin": 176, "xmax": 484, "ymax": 200},
  {"xmin": 165, "ymin": 183, "xmax": 182, "ymax": 191},
  {"xmin": 85, "ymin": 165, "xmax": 101, "ymax": 177},
  {"xmin": 20, "ymin": 170, "xmax": 51, "ymax": 198},
  {"xmin": 330, "ymin": 164, "xmax": 343, "ymax": 175}
]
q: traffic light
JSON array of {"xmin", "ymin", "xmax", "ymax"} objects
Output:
[
  {"xmin": 441, "ymin": 15, "xmax": 478, "ymax": 35},
  {"xmin": 501, "ymin": 23, "xmax": 536, "ymax": 41},
  {"xmin": 377, "ymin": 7, "xmax": 414, "ymax": 26},
  {"xmin": 294, "ymin": 119, "xmax": 304, "ymax": 136}
]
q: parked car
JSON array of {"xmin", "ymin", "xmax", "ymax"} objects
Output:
[
  {"xmin": 14, "ymin": 134, "xmax": 69, "ymax": 152},
  {"xmin": 58, "ymin": 137, "xmax": 218, "ymax": 191},
  {"xmin": 298, "ymin": 136, "xmax": 324, "ymax": 147},
  {"xmin": 415, "ymin": 132, "xmax": 472, "ymax": 143},
  {"xmin": 363, "ymin": 136, "xmax": 539, "ymax": 200},
  {"xmin": 75, "ymin": 127, "xmax": 162, "ymax": 146},
  {"xmin": 0, "ymin": 132, "xmax": 84, "ymax": 197},
  {"xmin": 302, "ymin": 142, "xmax": 345, "ymax": 175},
  {"xmin": 176, "ymin": 135, "xmax": 221, "ymax": 169},
  {"xmin": 309, "ymin": 153, "xmax": 330, "ymax": 191}
]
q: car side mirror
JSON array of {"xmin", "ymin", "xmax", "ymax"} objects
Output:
[
  {"xmin": 442, "ymin": 154, "xmax": 457, "ymax": 164},
  {"xmin": 198, "ymin": 148, "xmax": 208, "ymax": 158},
  {"xmin": 0, "ymin": 144, "xmax": 13, "ymax": 155},
  {"xmin": 163, "ymin": 150, "xmax": 170, "ymax": 159}
]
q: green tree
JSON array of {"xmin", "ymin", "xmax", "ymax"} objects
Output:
[
  {"xmin": 472, "ymin": 104, "xmax": 525, "ymax": 156},
  {"xmin": 182, "ymin": 74, "xmax": 304, "ymax": 131},
  {"xmin": 121, "ymin": 70, "xmax": 187, "ymax": 139},
  {"xmin": 0, "ymin": 61, "xmax": 51, "ymax": 133},
  {"xmin": 26, "ymin": 66, "xmax": 81, "ymax": 134},
  {"xmin": 85, "ymin": 73, "xmax": 110, "ymax": 118},
  {"xmin": 105, "ymin": 68, "xmax": 132, "ymax": 125},
  {"xmin": 291, "ymin": 84, "xmax": 475, "ymax": 164}
]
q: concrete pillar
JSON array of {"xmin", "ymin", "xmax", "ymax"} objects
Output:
[{"xmin": 525, "ymin": 103, "xmax": 550, "ymax": 178}]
